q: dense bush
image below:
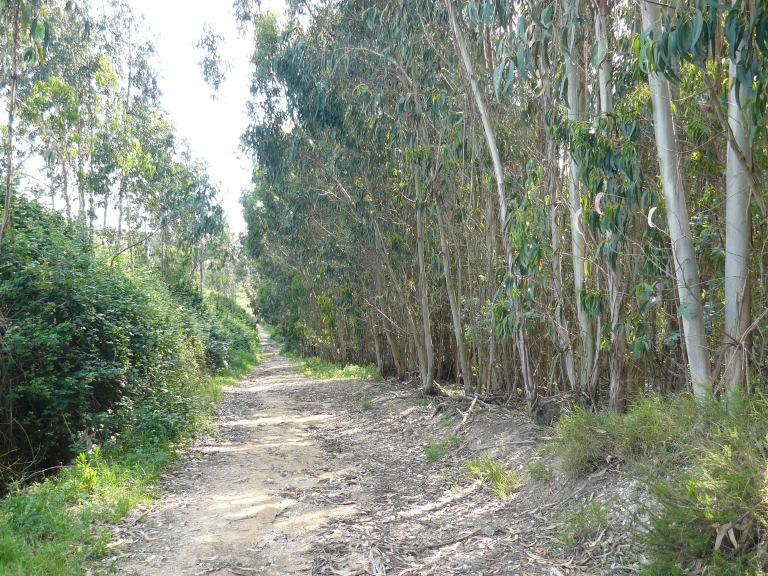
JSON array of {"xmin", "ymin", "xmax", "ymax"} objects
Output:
[
  {"xmin": 0, "ymin": 199, "xmax": 258, "ymax": 486},
  {"xmin": 553, "ymin": 395, "xmax": 768, "ymax": 574}
]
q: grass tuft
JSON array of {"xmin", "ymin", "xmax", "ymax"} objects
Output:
[
  {"xmin": 425, "ymin": 435, "xmax": 460, "ymax": 462},
  {"xmin": 556, "ymin": 500, "xmax": 610, "ymax": 550},
  {"xmin": 360, "ymin": 400, "xmax": 374, "ymax": 411},
  {"xmin": 465, "ymin": 457, "xmax": 518, "ymax": 500}
]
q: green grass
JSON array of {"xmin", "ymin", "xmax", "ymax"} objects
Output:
[
  {"xmin": 285, "ymin": 352, "xmax": 378, "ymax": 381},
  {"xmin": 0, "ymin": 348, "xmax": 261, "ymax": 576},
  {"xmin": 360, "ymin": 400, "xmax": 374, "ymax": 411},
  {"xmin": 465, "ymin": 457, "xmax": 519, "ymax": 500},
  {"xmin": 556, "ymin": 501, "xmax": 610, "ymax": 550},
  {"xmin": 551, "ymin": 394, "xmax": 768, "ymax": 573},
  {"xmin": 410, "ymin": 398, "xmax": 430, "ymax": 407},
  {"xmin": 425, "ymin": 435, "xmax": 460, "ymax": 462},
  {"xmin": 527, "ymin": 460, "xmax": 553, "ymax": 483}
]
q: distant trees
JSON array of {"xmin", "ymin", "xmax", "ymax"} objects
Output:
[
  {"xmin": 1, "ymin": 0, "xmax": 240, "ymax": 294},
  {"xmin": 241, "ymin": 0, "xmax": 768, "ymax": 408}
]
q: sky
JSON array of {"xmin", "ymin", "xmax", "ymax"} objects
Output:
[{"xmin": 126, "ymin": 0, "xmax": 286, "ymax": 234}]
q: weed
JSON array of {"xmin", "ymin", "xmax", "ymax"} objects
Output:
[
  {"xmin": 425, "ymin": 435, "xmax": 460, "ymax": 462},
  {"xmin": 556, "ymin": 501, "xmax": 610, "ymax": 550},
  {"xmin": 439, "ymin": 416, "xmax": 452, "ymax": 427},
  {"xmin": 465, "ymin": 457, "xmax": 519, "ymax": 500},
  {"xmin": 410, "ymin": 398, "xmax": 429, "ymax": 407},
  {"xmin": 360, "ymin": 400, "xmax": 374, "ymax": 411},
  {"xmin": 527, "ymin": 460, "xmax": 553, "ymax": 483}
]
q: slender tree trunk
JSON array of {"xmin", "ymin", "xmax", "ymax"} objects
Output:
[
  {"xmin": 415, "ymin": 192, "xmax": 436, "ymax": 394},
  {"xmin": 0, "ymin": 0, "xmax": 20, "ymax": 254},
  {"xmin": 595, "ymin": 1, "xmax": 628, "ymax": 411},
  {"xmin": 641, "ymin": 0, "xmax": 713, "ymax": 399},
  {"xmin": 540, "ymin": 52, "xmax": 577, "ymax": 392},
  {"xmin": 437, "ymin": 204, "xmax": 472, "ymax": 393},
  {"xmin": 62, "ymin": 158, "xmax": 72, "ymax": 220},
  {"xmin": 723, "ymin": 57, "xmax": 752, "ymax": 395},
  {"xmin": 445, "ymin": 0, "xmax": 512, "ymax": 271},
  {"xmin": 565, "ymin": 38, "xmax": 595, "ymax": 400},
  {"xmin": 77, "ymin": 119, "xmax": 86, "ymax": 222}
]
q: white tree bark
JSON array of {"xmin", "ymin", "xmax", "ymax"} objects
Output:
[
  {"xmin": 641, "ymin": 0, "xmax": 713, "ymax": 399},
  {"xmin": 723, "ymin": 57, "xmax": 752, "ymax": 395},
  {"xmin": 444, "ymin": 0, "xmax": 511, "ymax": 271},
  {"xmin": 565, "ymin": 42, "xmax": 595, "ymax": 397}
]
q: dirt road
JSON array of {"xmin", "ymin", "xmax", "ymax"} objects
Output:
[{"xmin": 114, "ymin": 334, "xmax": 637, "ymax": 575}]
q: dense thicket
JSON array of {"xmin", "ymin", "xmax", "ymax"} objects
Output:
[
  {"xmin": 242, "ymin": 1, "xmax": 768, "ymax": 409},
  {"xmin": 0, "ymin": 0, "xmax": 257, "ymax": 486}
]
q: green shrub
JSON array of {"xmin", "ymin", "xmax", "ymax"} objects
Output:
[
  {"xmin": 553, "ymin": 394, "xmax": 768, "ymax": 573},
  {"xmin": 552, "ymin": 397, "xmax": 699, "ymax": 477},
  {"xmin": 552, "ymin": 407, "xmax": 615, "ymax": 476},
  {"xmin": 0, "ymin": 199, "xmax": 260, "ymax": 487},
  {"xmin": 642, "ymin": 396, "xmax": 768, "ymax": 574}
]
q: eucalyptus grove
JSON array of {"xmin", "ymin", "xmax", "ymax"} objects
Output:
[
  {"xmin": 243, "ymin": 0, "xmax": 768, "ymax": 409},
  {"xmin": 1, "ymin": 0, "xmax": 239, "ymax": 293}
]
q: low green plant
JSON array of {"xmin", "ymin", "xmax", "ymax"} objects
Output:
[
  {"xmin": 641, "ymin": 396, "xmax": 768, "ymax": 574},
  {"xmin": 551, "ymin": 397, "xmax": 698, "ymax": 477},
  {"xmin": 425, "ymin": 435, "xmax": 460, "ymax": 462},
  {"xmin": 556, "ymin": 501, "xmax": 610, "ymax": 550},
  {"xmin": 410, "ymin": 398, "xmax": 430, "ymax": 407},
  {"xmin": 286, "ymin": 353, "xmax": 378, "ymax": 381},
  {"xmin": 465, "ymin": 457, "xmax": 518, "ymax": 500},
  {"xmin": 360, "ymin": 400, "xmax": 374, "ymax": 411},
  {"xmin": 0, "ymin": 344, "xmax": 260, "ymax": 575},
  {"xmin": 439, "ymin": 416, "xmax": 453, "ymax": 427},
  {"xmin": 527, "ymin": 460, "xmax": 553, "ymax": 483}
]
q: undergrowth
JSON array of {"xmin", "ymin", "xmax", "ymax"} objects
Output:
[
  {"xmin": 465, "ymin": 457, "xmax": 518, "ymax": 500},
  {"xmin": 552, "ymin": 394, "xmax": 768, "ymax": 574},
  {"xmin": 285, "ymin": 352, "xmax": 378, "ymax": 381},
  {"xmin": 556, "ymin": 501, "xmax": 610, "ymax": 551},
  {"xmin": 425, "ymin": 435, "xmax": 460, "ymax": 462},
  {"xmin": 0, "ymin": 345, "xmax": 260, "ymax": 576}
]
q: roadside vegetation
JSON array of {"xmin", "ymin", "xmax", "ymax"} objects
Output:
[{"xmin": 0, "ymin": 201, "xmax": 261, "ymax": 575}]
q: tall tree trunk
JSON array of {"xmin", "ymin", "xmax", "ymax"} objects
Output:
[
  {"xmin": 62, "ymin": 158, "xmax": 72, "ymax": 220},
  {"xmin": 416, "ymin": 192, "xmax": 436, "ymax": 394},
  {"xmin": 437, "ymin": 204, "xmax": 472, "ymax": 394},
  {"xmin": 641, "ymin": 0, "xmax": 713, "ymax": 399},
  {"xmin": 540, "ymin": 50, "xmax": 576, "ymax": 392},
  {"xmin": 77, "ymin": 119, "xmax": 86, "ymax": 222},
  {"xmin": 723, "ymin": 57, "xmax": 752, "ymax": 395},
  {"xmin": 445, "ymin": 0, "xmax": 512, "ymax": 271},
  {"xmin": 566, "ymin": 44, "xmax": 595, "ymax": 399},
  {"xmin": 0, "ymin": 0, "xmax": 19, "ymax": 254},
  {"xmin": 595, "ymin": 1, "xmax": 628, "ymax": 411}
]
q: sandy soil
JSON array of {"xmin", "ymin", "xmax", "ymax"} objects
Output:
[{"xmin": 112, "ymin": 334, "xmax": 641, "ymax": 576}]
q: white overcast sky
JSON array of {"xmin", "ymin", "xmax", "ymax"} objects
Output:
[{"xmin": 126, "ymin": 0, "xmax": 287, "ymax": 234}]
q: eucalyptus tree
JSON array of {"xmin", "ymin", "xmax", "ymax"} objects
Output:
[{"xmin": 0, "ymin": 0, "xmax": 51, "ymax": 252}]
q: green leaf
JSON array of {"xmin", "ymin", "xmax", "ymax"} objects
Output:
[
  {"xmin": 493, "ymin": 61, "xmax": 506, "ymax": 99},
  {"xmin": 32, "ymin": 20, "xmax": 45, "ymax": 45}
]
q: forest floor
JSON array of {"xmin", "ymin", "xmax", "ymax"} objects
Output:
[{"xmin": 111, "ymin": 333, "xmax": 644, "ymax": 576}]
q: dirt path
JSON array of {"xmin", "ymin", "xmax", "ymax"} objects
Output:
[{"xmin": 113, "ymin": 334, "xmax": 639, "ymax": 575}]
